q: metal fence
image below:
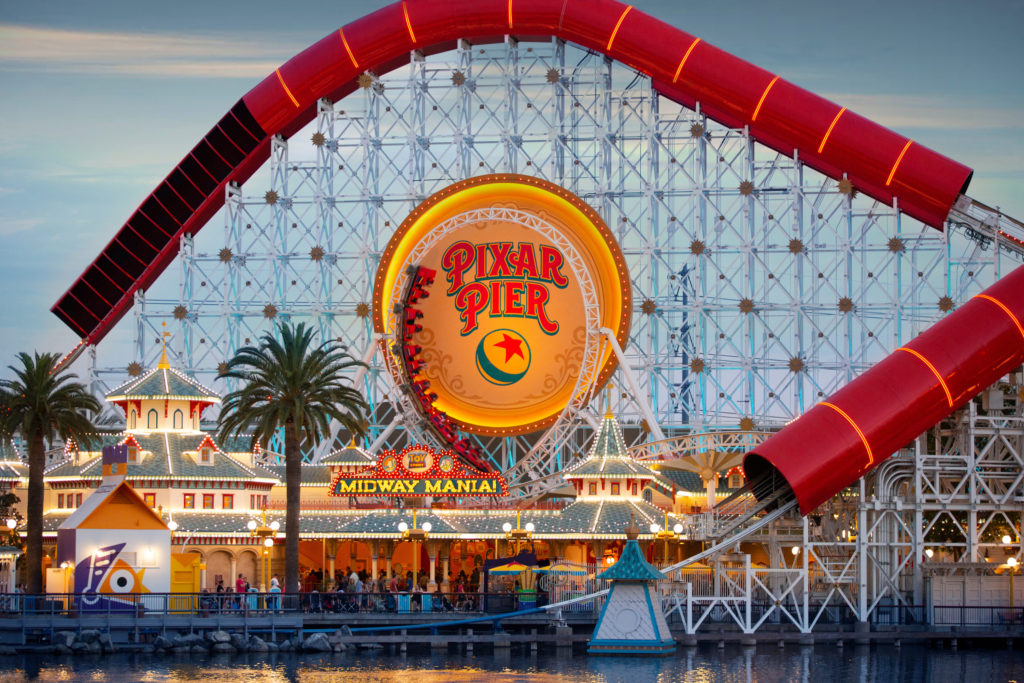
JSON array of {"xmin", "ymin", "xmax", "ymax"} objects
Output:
[
  {"xmin": 932, "ymin": 606, "xmax": 1024, "ymax": 627},
  {"xmin": 0, "ymin": 591, "xmax": 530, "ymax": 619}
]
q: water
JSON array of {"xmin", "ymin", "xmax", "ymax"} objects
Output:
[{"xmin": 0, "ymin": 645, "xmax": 1020, "ymax": 682}]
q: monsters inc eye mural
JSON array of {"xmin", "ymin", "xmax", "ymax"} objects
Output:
[{"xmin": 74, "ymin": 542, "xmax": 151, "ymax": 610}]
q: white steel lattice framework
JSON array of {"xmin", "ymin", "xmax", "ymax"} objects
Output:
[{"xmin": 84, "ymin": 39, "xmax": 1023, "ymax": 490}]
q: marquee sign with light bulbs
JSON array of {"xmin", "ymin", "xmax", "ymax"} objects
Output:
[
  {"xmin": 373, "ymin": 175, "xmax": 631, "ymax": 439},
  {"xmin": 329, "ymin": 444, "xmax": 509, "ymax": 497}
]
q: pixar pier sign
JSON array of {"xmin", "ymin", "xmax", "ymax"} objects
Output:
[
  {"xmin": 442, "ymin": 240, "xmax": 567, "ymax": 336},
  {"xmin": 374, "ymin": 174, "xmax": 631, "ymax": 437}
]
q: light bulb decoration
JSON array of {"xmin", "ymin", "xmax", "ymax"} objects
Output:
[{"xmin": 328, "ymin": 443, "xmax": 509, "ymax": 499}]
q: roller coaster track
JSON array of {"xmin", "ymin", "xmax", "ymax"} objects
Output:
[{"xmin": 949, "ymin": 196, "xmax": 1024, "ymax": 261}]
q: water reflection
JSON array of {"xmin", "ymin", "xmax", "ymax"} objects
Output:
[{"xmin": 0, "ymin": 645, "xmax": 1018, "ymax": 683}]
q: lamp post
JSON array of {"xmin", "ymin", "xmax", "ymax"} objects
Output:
[
  {"xmin": 398, "ymin": 509, "xmax": 430, "ymax": 587},
  {"xmin": 649, "ymin": 511, "xmax": 683, "ymax": 565},
  {"xmin": 248, "ymin": 510, "xmax": 279, "ymax": 591},
  {"xmin": 1004, "ymin": 534, "xmax": 1019, "ymax": 611},
  {"xmin": 1008, "ymin": 557, "xmax": 1018, "ymax": 611},
  {"xmin": 502, "ymin": 510, "xmax": 534, "ymax": 556}
]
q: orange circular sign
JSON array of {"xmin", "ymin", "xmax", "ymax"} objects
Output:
[{"xmin": 373, "ymin": 175, "xmax": 631, "ymax": 436}]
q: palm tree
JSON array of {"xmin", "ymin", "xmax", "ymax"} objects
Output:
[
  {"xmin": 0, "ymin": 353, "xmax": 100, "ymax": 593},
  {"xmin": 217, "ymin": 322, "xmax": 368, "ymax": 593}
]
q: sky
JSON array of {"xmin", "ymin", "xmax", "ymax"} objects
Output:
[{"xmin": 0, "ymin": 0, "xmax": 1022, "ymax": 379}]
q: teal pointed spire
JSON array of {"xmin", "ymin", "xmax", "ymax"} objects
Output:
[{"xmin": 597, "ymin": 539, "xmax": 667, "ymax": 581}]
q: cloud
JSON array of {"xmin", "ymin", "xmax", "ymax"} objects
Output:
[
  {"xmin": 0, "ymin": 217, "xmax": 42, "ymax": 236},
  {"xmin": 821, "ymin": 93, "xmax": 1024, "ymax": 131},
  {"xmin": 0, "ymin": 24, "xmax": 299, "ymax": 78}
]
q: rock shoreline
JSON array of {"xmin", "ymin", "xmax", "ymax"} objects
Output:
[{"xmin": 0, "ymin": 628, "xmax": 358, "ymax": 656}]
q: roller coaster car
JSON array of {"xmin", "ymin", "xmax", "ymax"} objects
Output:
[
  {"xmin": 414, "ymin": 267, "xmax": 436, "ymax": 287},
  {"xmin": 408, "ymin": 286, "xmax": 429, "ymax": 302},
  {"xmin": 402, "ymin": 345, "xmax": 422, "ymax": 361},
  {"xmin": 406, "ymin": 359, "xmax": 424, "ymax": 373},
  {"xmin": 403, "ymin": 323, "xmax": 422, "ymax": 339},
  {"xmin": 404, "ymin": 308, "xmax": 423, "ymax": 322}
]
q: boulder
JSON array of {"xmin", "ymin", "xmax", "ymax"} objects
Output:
[
  {"xmin": 152, "ymin": 636, "xmax": 173, "ymax": 651},
  {"xmin": 191, "ymin": 644, "xmax": 209, "ymax": 654},
  {"xmin": 208, "ymin": 630, "xmax": 232, "ymax": 644},
  {"xmin": 53, "ymin": 631, "xmax": 76, "ymax": 649},
  {"xmin": 266, "ymin": 641, "xmax": 280, "ymax": 652},
  {"xmin": 0, "ymin": 646, "xmax": 18, "ymax": 656},
  {"xmin": 174, "ymin": 633, "xmax": 205, "ymax": 648},
  {"xmin": 229, "ymin": 633, "xmax": 248, "ymax": 652},
  {"xmin": 89, "ymin": 641, "xmax": 102, "ymax": 654},
  {"xmin": 339, "ymin": 625, "xmax": 352, "ymax": 637},
  {"xmin": 171, "ymin": 647, "xmax": 191, "ymax": 654},
  {"xmin": 71, "ymin": 641, "xmax": 93, "ymax": 654},
  {"xmin": 54, "ymin": 644, "xmax": 73, "ymax": 655},
  {"xmin": 332, "ymin": 643, "xmax": 348, "ymax": 653},
  {"xmin": 139, "ymin": 646, "xmax": 156, "ymax": 654},
  {"xmin": 302, "ymin": 633, "xmax": 332, "ymax": 653},
  {"xmin": 99, "ymin": 633, "xmax": 117, "ymax": 654},
  {"xmin": 278, "ymin": 640, "xmax": 292, "ymax": 652},
  {"xmin": 290, "ymin": 635, "xmax": 304, "ymax": 650},
  {"xmin": 248, "ymin": 637, "xmax": 269, "ymax": 653},
  {"xmin": 78, "ymin": 629, "xmax": 101, "ymax": 644},
  {"xmin": 211, "ymin": 642, "xmax": 236, "ymax": 653}
]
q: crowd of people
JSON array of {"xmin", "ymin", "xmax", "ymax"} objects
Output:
[{"xmin": 196, "ymin": 565, "xmax": 539, "ymax": 615}]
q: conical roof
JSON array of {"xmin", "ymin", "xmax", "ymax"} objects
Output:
[
  {"xmin": 105, "ymin": 367, "xmax": 220, "ymax": 403},
  {"xmin": 563, "ymin": 411, "xmax": 657, "ymax": 480},
  {"xmin": 597, "ymin": 539, "xmax": 667, "ymax": 582}
]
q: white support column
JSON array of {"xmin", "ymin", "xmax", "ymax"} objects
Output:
[
  {"xmin": 743, "ymin": 554, "xmax": 752, "ymax": 633},
  {"xmin": 802, "ymin": 517, "xmax": 810, "ymax": 633},
  {"xmin": 313, "ymin": 336, "xmax": 381, "ymax": 462},
  {"xmin": 857, "ymin": 477, "xmax": 868, "ymax": 622},
  {"xmin": 368, "ymin": 414, "xmax": 404, "ymax": 454},
  {"xmin": 230, "ymin": 557, "xmax": 237, "ymax": 588},
  {"xmin": 599, "ymin": 328, "xmax": 666, "ymax": 442},
  {"xmin": 704, "ymin": 475, "xmax": 717, "ymax": 510}
]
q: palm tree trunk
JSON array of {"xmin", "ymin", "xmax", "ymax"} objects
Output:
[
  {"xmin": 284, "ymin": 421, "xmax": 301, "ymax": 594},
  {"xmin": 26, "ymin": 429, "xmax": 45, "ymax": 594}
]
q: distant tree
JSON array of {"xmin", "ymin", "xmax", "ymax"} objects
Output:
[
  {"xmin": 217, "ymin": 323, "xmax": 368, "ymax": 593},
  {"xmin": 0, "ymin": 353, "xmax": 99, "ymax": 592}
]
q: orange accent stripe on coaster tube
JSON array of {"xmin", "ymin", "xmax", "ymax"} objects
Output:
[
  {"xmin": 53, "ymin": 0, "xmax": 973, "ymax": 345},
  {"xmin": 745, "ymin": 264, "xmax": 1024, "ymax": 515}
]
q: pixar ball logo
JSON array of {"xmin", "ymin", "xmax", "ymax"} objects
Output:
[{"xmin": 475, "ymin": 329, "xmax": 531, "ymax": 386}]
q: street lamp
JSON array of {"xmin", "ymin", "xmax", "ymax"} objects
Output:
[
  {"xmin": 1008, "ymin": 557, "xmax": 1018, "ymax": 611},
  {"xmin": 650, "ymin": 511, "xmax": 682, "ymax": 564},
  {"xmin": 248, "ymin": 510, "xmax": 278, "ymax": 591},
  {"xmin": 504, "ymin": 511, "xmax": 533, "ymax": 556},
  {"xmin": 398, "ymin": 509, "xmax": 429, "ymax": 587}
]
